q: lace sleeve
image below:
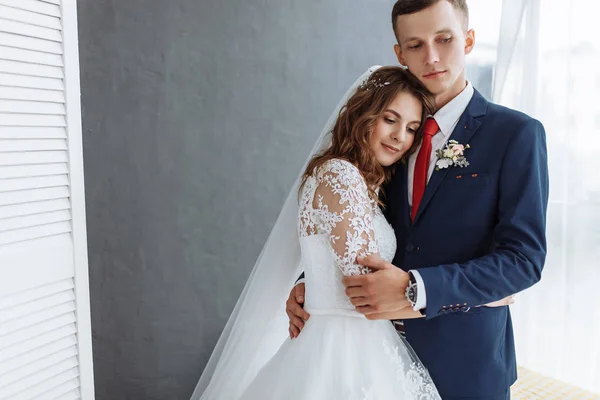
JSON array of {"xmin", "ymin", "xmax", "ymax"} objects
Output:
[{"xmin": 312, "ymin": 160, "xmax": 379, "ymax": 276}]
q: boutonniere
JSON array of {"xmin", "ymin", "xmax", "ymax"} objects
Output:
[{"xmin": 435, "ymin": 140, "xmax": 470, "ymax": 170}]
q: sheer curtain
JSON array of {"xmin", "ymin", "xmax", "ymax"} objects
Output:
[{"xmin": 490, "ymin": 0, "xmax": 600, "ymax": 392}]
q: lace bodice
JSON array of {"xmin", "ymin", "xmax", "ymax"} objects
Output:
[{"xmin": 298, "ymin": 159, "xmax": 397, "ymax": 314}]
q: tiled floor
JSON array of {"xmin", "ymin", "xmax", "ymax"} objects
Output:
[{"xmin": 512, "ymin": 366, "xmax": 600, "ymax": 399}]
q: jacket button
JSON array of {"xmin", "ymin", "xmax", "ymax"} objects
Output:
[{"xmin": 406, "ymin": 244, "xmax": 415, "ymax": 252}]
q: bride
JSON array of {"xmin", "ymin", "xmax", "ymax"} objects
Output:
[{"xmin": 192, "ymin": 66, "xmax": 441, "ymax": 399}]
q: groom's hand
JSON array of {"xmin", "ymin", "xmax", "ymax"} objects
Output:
[
  {"xmin": 286, "ymin": 283, "xmax": 310, "ymax": 339},
  {"xmin": 343, "ymin": 254, "xmax": 412, "ymax": 316}
]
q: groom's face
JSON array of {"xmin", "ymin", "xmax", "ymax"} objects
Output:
[{"xmin": 392, "ymin": 1, "xmax": 474, "ymax": 106}]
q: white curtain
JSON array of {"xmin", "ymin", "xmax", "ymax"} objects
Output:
[{"xmin": 492, "ymin": 0, "xmax": 600, "ymax": 392}]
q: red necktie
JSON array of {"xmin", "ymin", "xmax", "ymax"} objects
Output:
[{"xmin": 411, "ymin": 118, "xmax": 439, "ymax": 221}]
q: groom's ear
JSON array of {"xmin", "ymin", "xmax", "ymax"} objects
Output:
[
  {"xmin": 464, "ymin": 29, "xmax": 475, "ymax": 55},
  {"xmin": 394, "ymin": 44, "xmax": 407, "ymax": 67}
]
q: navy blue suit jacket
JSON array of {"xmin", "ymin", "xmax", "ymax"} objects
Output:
[{"xmin": 385, "ymin": 89, "xmax": 549, "ymax": 398}]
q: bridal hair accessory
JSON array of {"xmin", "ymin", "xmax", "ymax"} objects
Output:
[{"xmin": 360, "ymin": 79, "xmax": 391, "ymax": 90}]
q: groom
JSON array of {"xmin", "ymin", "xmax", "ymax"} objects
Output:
[{"xmin": 286, "ymin": 0, "xmax": 549, "ymax": 399}]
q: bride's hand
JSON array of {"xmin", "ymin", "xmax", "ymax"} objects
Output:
[
  {"xmin": 365, "ymin": 307, "xmax": 424, "ymax": 320},
  {"xmin": 482, "ymin": 294, "xmax": 516, "ymax": 308}
]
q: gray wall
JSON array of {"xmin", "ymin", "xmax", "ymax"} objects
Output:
[{"xmin": 77, "ymin": 1, "xmax": 398, "ymax": 398}]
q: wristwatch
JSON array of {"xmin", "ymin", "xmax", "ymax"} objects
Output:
[{"xmin": 405, "ymin": 272, "xmax": 418, "ymax": 308}]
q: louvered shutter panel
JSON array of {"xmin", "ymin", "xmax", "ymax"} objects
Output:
[{"xmin": 0, "ymin": 1, "xmax": 94, "ymax": 399}]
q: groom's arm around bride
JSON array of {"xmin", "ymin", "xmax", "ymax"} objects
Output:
[{"xmin": 346, "ymin": 116, "xmax": 548, "ymax": 320}]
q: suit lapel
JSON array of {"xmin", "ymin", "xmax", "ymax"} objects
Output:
[
  {"xmin": 412, "ymin": 90, "xmax": 488, "ymax": 223},
  {"xmin": 400, "ymin": 163, "xmax": 411, "ymax": 230}
]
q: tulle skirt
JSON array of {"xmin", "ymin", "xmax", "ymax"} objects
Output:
[{"xmin": 239, "ymin": 312, "xmax": 441, "ymax": 400}]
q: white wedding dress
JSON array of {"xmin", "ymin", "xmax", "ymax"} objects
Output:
[
  {"xmin": 191, "ymin": 66, "xmax": 441, "ymax": 400},
  {"xmin": 238, "ymin": 159, "xmax": 440, "ymax": 400}
]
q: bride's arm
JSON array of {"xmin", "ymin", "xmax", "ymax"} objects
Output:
[{"xmin": 313, "ymin": 160, "xmax": 380, "ymax": 277}]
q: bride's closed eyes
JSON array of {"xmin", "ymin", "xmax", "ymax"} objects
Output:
[{"xmin": 381, "ymin": 111, "xmax": 420, "ymax": 133}]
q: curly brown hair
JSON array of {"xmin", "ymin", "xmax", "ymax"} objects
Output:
[{"xmin": 299, "ymin": 66, "xmax": 435, "ymax": 205}]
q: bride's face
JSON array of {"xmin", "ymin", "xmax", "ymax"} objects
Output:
[{"xmin": 368, "ymin": 91, "xmax": 422, "ymax": 167}]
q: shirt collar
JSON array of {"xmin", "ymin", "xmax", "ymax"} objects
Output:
[{"xmin": 432, "ymin": 81, "xmax": 474, "ymax": 138}]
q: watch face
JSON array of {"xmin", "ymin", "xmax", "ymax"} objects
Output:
[
  {"xmin": 408, "ymin": 286, "xmax": 416, "ymax": 301},
  {"xmin": 406, "ymin": 284, "xmax": 417, "ymax": 304}
]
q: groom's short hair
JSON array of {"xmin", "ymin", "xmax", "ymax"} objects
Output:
[{"xmin": 392, "ymin": 0, "xmax": 469, "ymax": 40}]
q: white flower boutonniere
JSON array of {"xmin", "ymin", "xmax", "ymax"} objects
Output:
[{"xmin": 435, "ymin": 140, "xmax": 470, "ymax": 170}]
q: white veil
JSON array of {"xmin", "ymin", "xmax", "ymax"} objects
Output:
[{"xmin": 191, "ymin": 66, "xmax": 381, "ymax": 400}]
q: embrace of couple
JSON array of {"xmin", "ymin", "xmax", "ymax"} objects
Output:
[{"xmin": 193, "ymin": 0, "xmax": 549, "ymax": 399}]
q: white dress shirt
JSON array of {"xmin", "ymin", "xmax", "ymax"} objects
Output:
[{"xmin": 409, "ymin": 82, "xmax": 474, "ymax": 311}]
